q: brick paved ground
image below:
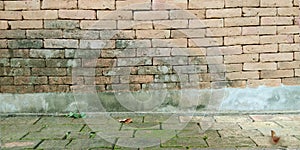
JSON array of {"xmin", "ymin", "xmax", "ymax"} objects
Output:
[{"xmin": 1, "ymin": 113, "xmax": 300, "ymax": 149}]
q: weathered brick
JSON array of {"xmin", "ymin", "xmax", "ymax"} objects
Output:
[
  {"xmin": 64, "ymin": 30, "xmax": 99, "ymax": 40},
  {"xmin": 226, "ymin": 64, "xmax": 243, "ymax": 72},
  {"xmin": 80, "ymin": 20, "xmax": 116, "ymax": 29},
  {"xmin": 153, "ymin": 20, "xmax": 188, "ymax": 29},
  {"xmin": 116, "ymin": 0, "xmax": 151, "ymax": 10},
  {"xmin": 44, "ymin": 39, "xmax": 78, "ymax": 48},
  {"xmin": 226, "ymin": 71, "xmax": 259, "ymax": 80},
  {"xmin": 207, "ymin": 46, "xmax": 242, "ymax": 55},
  {"xmin": 97, "ymin": 11, "xmax": 132, "ymax": 20},
  {"xmin": 117, "ymin": 57, "xmax": 152, "ymax": 66},
  {"xmin": 11, "ymin": 58, "xmax": 45, "ymax": 68},
  {"xmin": 79, "ymin": 0, "xmax": 115, "ymax": 9},
  {"xmin": 279, "ymin": 44, "xmax": 300, "ymax": 52},
  {"xmin": 1, "ymin": 67, "xmax": 31, "ymax": 76},
  {"xmin": 9, "ymin": 20, "xmax": 43, "ymax": 29},
  {"xmin": 154, "ymin": 74, "xmax": 184, "ymax": 83},
  {"xmin": 137, "ymin": 48, "xmax": 170, "ymax": 56},
  {"xmin": 32, "ymin": 68, "xmax": 67, "ymax": 76},
  {"xmin": 4, "ymin": 0, "xmax": 40, "ymax": 10},
  {"xmin": 170, "ymin": 10, "xmax": 205, "ymax": 19},
  {"xmin": 295, "ymin": 69, "xmax": 300, "ymax": 76},
  {"xmin": 261, "ymin": 70, "xmax": 294, "ymax": 78},
  {"xmin": 278, "ymin": 61, "xmax": 300, "ymax": 69},
  {"xmin": 260, "ymin": 0, "xmax": 293, "ymax": 7},
  {"xmin": 278, "ymin": 7, "xmax": 299, "ymax": 16},
  {"xmin": 1, "ymin": 85, "xmax": 34, "ymax": 93},
  {"xmin": 35, "ymin": 85, "xmax": 70, "ymax": 92},
  {"xmin": 224, "ymin": 54, "xmax": 258, "ymax": 63},
  {"xmin": 225, "ymin": 17, "xmax": 259, "ymax": 26},
  {"xmin": 101, "ymin": 49, "xmax": 136, "ymax": 58},
  {"xmin": 152, "ymin": 0, "xmax": 188, "ymax": 10},
  {"xmin": 118, "ymin": 20, "xmax": 152, "ymax": 29},
  {"xmin": 42, "ymin": 0, "xmax": 77, "ymax": 9},
  {"xmin": 260, "ymin": 35, "xmax": 292, "ymax": 44},
  {"xmin": 171, "ymin": 48, "xmax": 206, "ymax": 56},
  {"xmin": 190, "ymin": 56, "xmax": 223, "ymax": 64},
  {"xmin": 27, "ymin": 30, "xmax": 63, "ymax": 39},
  {"xmin": 282, "ymin": 77, "xmax": 300, "ymax": 85},
  {"xmin": 224, "ymin": 36, "xmax": 259, "ymax": 45},
  {"xmin": 247, "ymin": 79, "xmax": 281, "ymax": 87},
  {"xmin": 189, "ymin": 0, "xmax": 224, "ymax": 8},
  {"xmin": 225, "ymin": 0, "xmax": 259, "ymax": 7},
  {"xmin": 295, "ymin": 35, "xmax": 300, "ymax": 43},
  {"xmin": 12, "ymin": 49, "xmax": 30, "ymax": 58},
  {"xmin": 116, "ymin": 40, "xmax": 151, "ymax": 48},
  {"xmin": 153, "ymin": 39, "xmax": 187, "ymax": 48},
  {"xmin": 134, "ymin": 11, "xmax": 168, "ymax": 20},
  {"xmin": 8, "ymin": 40, "xmax": 42, "ymax": 49},
  {"xmin": 295, "ymin": 0, "xmax": 299, "ymax": 6},
  {"xmin": 136, "ymin": 30, "xmax": 170, "ymax": 39},
  {"xmin": 0, "ymin": 58, "xmax": 10, "ymax": 66},
  {"xmin": 80, "ymin": 40, "xmax": 115, "ymax": 49},
  {"xmin": 243, "ymin": 44, "xmax": 278, "ymax": 53},
  {"xmin": 0, "ymin": 77, "xmax": 13, "ymax": 85},
  {"xmin": 243, "ymin": 62, "xmax": 277, "ymax": 70},
  {"xmin": 207, "ymin": 27, "xmax": 241, "ymax": 37},
  {"xmin": 22, "ymin": 10, "xmax": 58, "ymax": 19},
  {"xmin": 0, "ymin": 40, "xmax": 7, "ymax": 48},
  {"xmin": 0, "ymin": 21, "xmax": 8, "ymax": 29},
  {"xmin": 242, "ymin": 8, "xmax": 276, "ymax": 16},
  {"xmin": 206, "ymin": 8, "xmax": 241, "ymax": 18},
  {"xmin": 44, "ymin": 20, "xmax": 79, "ymax": 29},
  {"xmin": 171, "ymin": 29, "xmax": 205, "ymax": 38},
  {"xmin": 153, "ymin": 56, "xmax": 188, "ymax": 65},
  {"xmin": 30, "ymin": 49, "xmax": 64, "ymax": 58},
  {"xmin": 0, "ymin": 1, "xmax": 3, "ymax": 10},
  {"xmin": 95, "ymin": 58, "xmax": 116, "ymax": 67},
  {"xmin": 49, "ymin": 77, "xmax": 79, "ymax": 85},
  {"xmin": 14, "ymin": 77, "xmax": 48, "ymax": 85},
  {"xmin": 127, "ymin": 75, "xmax": 153, "ymax": 83},
  {"xmin": 173, "ymin": 65, "xmax": 207, "ymax": 73},
  {"xmin": 242, "ymin": 26, "xmax": 276, "ymax": 35},
  {"xmin": 0, "ymin": 11, "xmax": 22, "ymax": 19},
  {"xmin": 46, "ymin": 59, "xmax": 81, "ymax": 67},
  {"xmin": 189, "ymin": 19, "xmax": 223, "ymax": 28},
  {"xmin": 101, "ymin": 30, "xmax": 135, "ymax": 40},
  {"xmin": 277, "ymin": 26, "xmax": 299, "ymax": 34},
  {"xmin": 59, "ymin": 10, "xmax": 96, "ymax": 19},
  {"xmin": 260, "ymin": 53, "xmax": 293, "ymax": 62},
  {"xmin": 189, "ymin": 38, "xmax": 223, "ymax": 47},
  {"xmin": 295, "ymin": 52, "xmax": 300, "ymax": 60},
  {"xmin": 138, "ymin": 66, "xmax": 172, "ymax": 74},
  {"xmin": 261, "ymin": 17, "xmax": 294, "ymax": 25}
]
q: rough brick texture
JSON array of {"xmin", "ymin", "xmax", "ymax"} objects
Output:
[{"xmin": 0, "ymin": 0, "xmax": 299, "ymax": 93}]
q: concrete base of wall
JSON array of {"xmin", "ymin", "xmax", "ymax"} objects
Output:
[{"xmin": 1, "ymin": 85, "xmax": 300, "ymax": 113}]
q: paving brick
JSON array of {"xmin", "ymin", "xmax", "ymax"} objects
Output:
[
  {"xmin": 189, "ymin": 0, "xmax": 224, "ymax": 8},
  {"xmin": 59, "ymin": 10, "xmax": 96, "ymax": 19},
  {"xmin": 0, "ymin": 11, "xmax": 22, "ymax": 20},
  {"xmin": 225, "ymin": 0, "xmax": 259, "ymax": 7},
  {"xmin": 22, "ymin": 10, "xmax": 58, "ymax": 19},
  {"xmin": 27, "ymin": 30, "xmax": 63, "ymax": 39},
  {"xmin": 97, "ymin": 10, "xmax": 132, "ymax": 20},
  {"xmin": 206, "ymin": 8, "xmax": 241, "ymax": 18},
  {"xmin": 136, "ymin": 30, "xmax": 170, "ymax": 39},
  {"xmin": 44, "ymin": 20, "xmax": 79, "ymax": 29},
  {"xmin": 189, "ymin": 38, "xmax": 223, "ymax": 47},
  {"xmin": 243, "ymin": 44, "xmax": 278, "ymax": 53},
  {"xmin": 80, "ymin": 20, "xmax": 117, "ymax": 29},
  {"xmin": 242, "ymin": 26, "xmax": 276, "ymax": 35},
  {"xmin": 207, "ymin": 137, "xmax": 256, "ymax": 148},
  {"xmin": 9, "ymin": 20, "xmax": 43, "ymax": 29},
  {"xmin": 4, "ymin": 0, "xmax": 40, "ymax": 10},
  {"xmin": 242, "ymin": 8, "xmax": 277, "ymax": 16},
  {"xmin": 189, "ymin": 19, "xmax": 223, "ymax": 28},
  {"xmin": 261, "ymin": 70, "xmax": 294, "ymax": 78},
  {"xmin": 224, "ymin": 54, "xmax": 258, "ymax": 63},
  {"xmin": 116, "ymin": 0, "xmax": 151, "ymax": 10},
  {"xmin": 260, "ymin": 53, "xmax": 293, "ymax": 62},
  {"xmin": 224, "ymin": 36, "xmax": 259, "ymax": 45},
  {"xmin": 44, "ymin": 39, "xmax": 78, "ymax": 48},
  {"xmin": 225, "ymin": 17, "xmax": 259, "ymax": 26},
  {"xmin": 261, "ymin": 17, "xmax": 294, "ymax": 25},
  {"xmin": 152, "ymin": 0, "xmax": 188, "ymax": 10},
  {"xmin": 42, "ymin": 0, "xmax": 77, "ymax": 9},
  {"xmin": 260, "ymin": 0, "xmax": 293, "ymax": 7},
  {"xmin": 79, "ymin": 0, "xmax": 115, "ymax": 9},
  {"xmin": 8, "ymin": 40, "xmax": 42, "ymax": 49},
  {"xmin": 1, "ymin": 140, "xmax": 40, "ymax": 149}
]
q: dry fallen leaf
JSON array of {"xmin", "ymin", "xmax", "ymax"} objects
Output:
[
  {"xmin": 119, "ymin": 118, "xmax": 133, "ymax": 124},
  {"xmin": 271, "ymin": 130, "xmax": 280, "ymax": 144}
]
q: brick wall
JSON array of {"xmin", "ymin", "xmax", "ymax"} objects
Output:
[{"xmin": 0, "ymin": 0, "xmax": 299, "ymax": 93}]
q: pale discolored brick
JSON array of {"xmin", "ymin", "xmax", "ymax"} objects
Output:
[
  {"xmin": 242, "ymin": 8, "xmax": 276, "ymax": 16},
  {"xmin": 134, "ymin": 11, "xmax": 168, "ymax": 20},
  {"xmin": 117, "ymin": 57, "xmax": 152, "ymax": 66},
  {"xmin": 170, "ymin": 10, "xmax": 205, "ymax": 19},
  {"xmin": 259, "ymin": 35, "xmax": 292, "ymax": 44},
  {"xmin": 97, "ymin": 11, "xmax": 132, "ymax": 20},
  {"xmin": 279, "ymin": 44, "xmax": 300, "ymax": 52},
  {"xmin": 0, "ymin": 11, "xmax": 22, "ymax": 20},
  {"xmin": 80, "ymin": 40, "xmax": 115, "ymax": 49},
  {"xmin": 9, "ymin": 20, "xmax": 42, "ymax": 29},
  {"xmin": 207, "ymin": 46, "xmax": 242, "ymax": 56},
  {"xmin": 171, "ymin": 48, "xmax": 206, "ymax": 56},
  {"xmin": 78, "ymin": 0, "xmax": 115, "ymax": 9},
  {"xmin": 226, "ymin": 71, "xmax": 259, "ymax": 80},
  {"xmin": 152, "ymin": 0, "xmax": 188, "ymax": 10},
  {"xmin": 225, "ymin": 17, "xmax": 259, "ymax": 26},
  {"xmin": 22, "ymin": 10, "xmax": 58, "ymax": 19},
  {"xmin": 282, "ymin": 77, "xmax": 300, "ymax": 85},
  {"xmin": 207, "ymin": 27, "xmax": 241, "ymax": 37},
  {"xmin": 116, "ymin": 0, "xmax": 151, "ymax": 10},
  {"xmin": 225, "ymin": 0, "xmax": 259, "ymax": 7},
  {"xmin": 224, "ymin": 36, "xmax": 259, "ymax": 45},
  {"xmin": 242, "ymin": 26, "xmax": 276, "ymax": 35},
  {"xmin": 136, "ymin": 30, "xmax": 170, "ymax": 39},
  {"xmin": 278, "ymin": 7, "xmax": 299, "ymax": 16},
  {"xmin": 0, "ymin": 21, "xmax": 8, "ymax": 29},
  {"xmin": 189, "ymin": 0, "xmax": 224, "ymax": 9},
  {"xmin": 152, "ymin": 39, "xmax": 187, "ymax": 48},
  {"xmin": 295, "ymin": 69, "xmax": 300, "ymax": 76},
  {"xmin": 261, "ymin": 70, "xmax": 294, "ymax": 78},
  {"xmin": 27, "ymin": 30, "xmax": 63, "ymax": 39},
  {"xmin": 80, "ymin": 20, "xmax": 116, "ymax": 29},
  {"xmin": 4, "ymin": 0, "xmax": 40, "ymax": 10},
  {"xmin": 243, "ymin": 62, "xmax": 277, "ymax": 70},
  {"xmin": 261, "ymin": 17, "xmax": 294, "ymax": 25},
  {"xmin": 116, "ymin": 40, "xmax": 151, "ymax": 48},
  {"xmin": 189, "ymin": 19, "xmax": 223, "ymax": 28},
  {"xmin": 100, "ymin": 30, "xmax": 135, "ymax": 40},
  {"xmin": 206, "ymin": 8, "xmax": 241, "ymax": 18},
  {"xmin": 295, "ymin": 0, "xmax": 300, "ymax": 6},
  {"xmin": 260, "ymin": 53, "xmax": 293, "ymax": 62},
  {"xmin": 42, "ymin": 0, "xmax": 77, "ymax": 9},
  {"xmin": 277, "ymin": 26, "xmax": 300, "ymax": 34},
  {"xmin": 247, "ymin": 79, "xmax": 281, "ymax": 87},
  {"xmin": 118, "ymin": 20, "xmax": 152, "ymax": 29},
  {"xmin": 260, "ymin": 0, "xmax": 293, "ymax": 7},
  {"xmin": 188, "ymin": 38, "xmax": 223, "ymax": 47},
  {"xmin": 44, "ymin": 20, "xmax": 79, "ymax": 29},
  {"xmin": 171, "ymin": 29, "xmax": 205, "ymax": 38},
  {"xmin": 225, "ymin": 64, "xmax": 243, "ymax": 72},
  {"xmin": 295, "ymin": 52, "xmax": 300, "ymax": 60},
  {"xmin": 137, "ymin": 48, "xmax": 171, "ymax": 56},
  {"xmin": 224, "ymin": 54, "xmax": 258, "ymax": 63},
  {"xmin": 44, "ymin": 39, "xmax": 78, "ymax": 48},
  {"xmin": 59, "ymin": 10, "xmax": 96, "ymax": 19},
  {"xmin": 278, "ymin": 61, "xmax": 300, "ymax": 69},
  {"xmin": 243, "ymin": 44, "xmax": 278, "ymax": 53},
  {"xmin": 153, "ymin": 20, "xmax": 188, "ymax": 29},
  {"xmin": 0, "ymin": 1, "xmax": 3, "ymax": 10}
]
